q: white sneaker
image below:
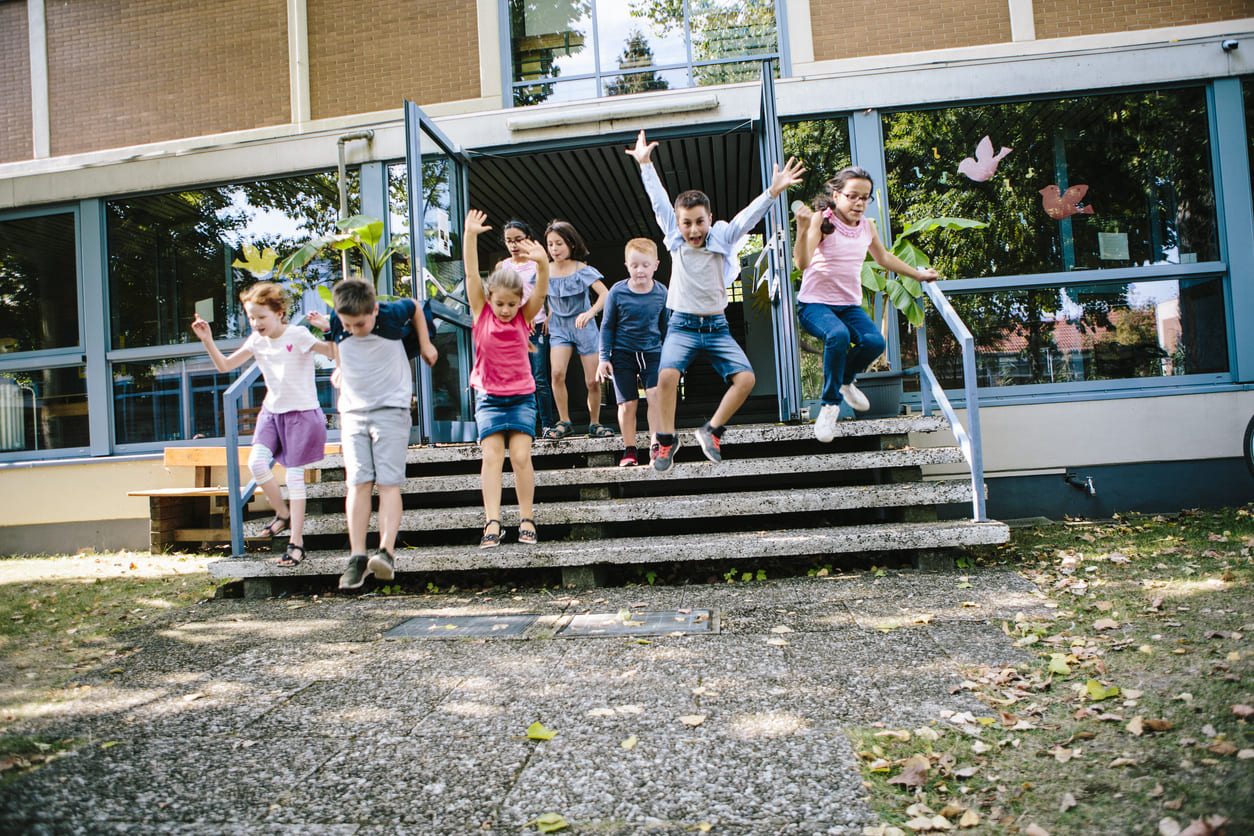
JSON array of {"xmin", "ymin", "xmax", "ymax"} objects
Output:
[
  {"xmin": 814, "ymin": 403, "xmax": 841, "ymax": 443},
  {"xmin": 840, "ymin": 382, "xmax": 870, "ymax": 412}
]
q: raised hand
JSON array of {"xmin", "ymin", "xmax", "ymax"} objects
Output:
[
  {"xmin": 768, "ymin": 156, "xmax": 806, "ymax": 198},
  {"xmin": 190, "ymin": 314, "xmax": 213, "ymax": 341},
  {"xmin": 306, "ymin": 311, "xmax": 330, "ymax": 332},
  {"xmin": 465, "ymin": 209, "xmax": 492, "ymax": 237},
  {"xmin": 520, "ymin": 239, "xmax": 548, "ymax": 263},
  {"xmin": 626, "ymin": 129, "xmax": 658, "ymax": 166}
]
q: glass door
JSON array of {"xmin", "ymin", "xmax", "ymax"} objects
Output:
[
  {"xmin": 404, "ymin": 100, "xmax": 477, "ymax": 443},
  {"xmin": 754, "ymin": 60, "xmax": 803, "ymax": 422}
]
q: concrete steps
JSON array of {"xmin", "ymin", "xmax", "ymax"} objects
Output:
[{"xmin": 210, "ymin": 416, "xmax": 1008, "ymax": 592}]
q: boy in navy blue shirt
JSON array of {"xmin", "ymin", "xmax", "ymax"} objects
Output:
[
  {"xmin": 596, "ymin": 238, "xmax": 670, "ymax": 467},
  {"xmin": 307, "ymin": 279, "xmax": 437, "ymax": 590}
]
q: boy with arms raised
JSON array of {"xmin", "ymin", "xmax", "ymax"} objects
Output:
[
  {"xmin": 307, "ymin": 280, "xmax": 437, "ymax": 590},
  {"xmin": 625, "ymin": 129, "xmax": 804, "ymax": 473}
]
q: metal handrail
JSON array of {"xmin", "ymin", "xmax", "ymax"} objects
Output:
[{"xmin": 914, "ymin": 282, "xmax": 987, "ymax": 522}]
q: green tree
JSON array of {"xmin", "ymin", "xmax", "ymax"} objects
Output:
[{"xmin": 606, "ymin": 29, "xmax": 670, "ymax": 96}]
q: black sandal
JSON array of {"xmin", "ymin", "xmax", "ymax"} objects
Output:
[
  {"xmin": 263, "ymin": 515, "xmax": 290, "ymax": 538},
  {"xmin": 480, "ymin": 519, "xmax": 503, "ymax": 549},
  {"xmin": 277, "ymin": 543, "xmax": 306, "ymax": 567},
  {"xmin": 518, "ymin": 518, "xmax": 537, "ymax": 545},
  {"xmin": 543, "ymin": 421, "xmax": 572, "ymax": 440}
]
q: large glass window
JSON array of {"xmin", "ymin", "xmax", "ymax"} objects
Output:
[
  {"xmin": 882, "ymin": 88, "xmax": 1218, "ymax": 278},
  {"xmin": 880, "ymin": 87, "xmax": 1226, "ymax": 392},
  {"xmin": 106, "ymin": 172, "xmax": 356, "ymax": 350},
  {"xmin": 0, "ymin": 212, "xmax": 79, "ymax": 354},
  {"xmin": 508, "ymin": 0, "xmax": 780, "ymax": 106}
]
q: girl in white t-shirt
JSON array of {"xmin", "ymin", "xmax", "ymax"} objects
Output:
[{"xmin": 192, "ymin": 281, "xmax": 335, "ymax": 566}]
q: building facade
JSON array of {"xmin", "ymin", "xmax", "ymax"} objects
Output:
[{"xmin": 1, "ymin": 0, "xmax": 1252, "ymax": 553}]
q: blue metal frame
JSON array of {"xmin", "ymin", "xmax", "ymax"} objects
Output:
[{"xmin": 1209, "ymin": 78, "xmax": 1254, "ymax": 383}]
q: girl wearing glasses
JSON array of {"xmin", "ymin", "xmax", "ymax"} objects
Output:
[{"xmin": 793, "ymin": 166, "xmax": 939, "ymax": 442}]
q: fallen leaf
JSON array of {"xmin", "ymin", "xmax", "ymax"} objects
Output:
[
  {"xmin": 1094, "ymin": 617, "xmax": 1120, "ymax": 631},
  {"xmin": 586, "ymin": 707, "xmax": 616, "ymax": 717},
  {"xmin": 1086, "ymin": 680, "xmax": 1121, "ymax": 701},
  {"xmin": 1238, "ymin": 749, "xmax": 1254, "ymax": 759},
  {"xmin": 1159, "ymin": 819, "xmax": 1182, "ymax": 836},
  {"xmin": 1024, "ymin": 825, "xmax": 1050, "ymax": 836},
  {"xmin": 526, "ymin": 812, "xmax": 569, "ymax": 833},
  {"xmin": 874, "ymin": 729, "xmax": 911, "ymax": 742},
  {"xmin": 1207, "ymin": 741, "xmax": 1238, "ymax": 756},
  {"xmin": 938, "ymin": 802, "xmax": 966, "ymax": 818},
  {"xmin": 1144, "ymin": 719, "xmax": 1173, "ymax": 732},
  {"xmin": 621, "ymin": 735, "xmax": 637, "ymax": 750},
  {"xmin": 1060, "ymin": 792, "xmax": 1077, "ymax": 812},
  {"xmin": 1127, "ymin": 716, "xmax": 1144, "ymax": 736},
  {"xmin": 766, "ymin": 637, "xmax": 789, "ymax": 646},
  {"xmin": 770, "ymin": 625, "xmax": 794, "ymax": 634},
  {"xmin": 615, "ymin": 704, "xmax": 644, "ymax": 715},
  {"xmin": 1164, "ymin": 798, "xmax": 1184, "ymax": 810},
  {"xmin": 526, "ymin": 721, "xmax": 557, "ymax": 741},
  {"xmin": 958, "ymin": 809, "xmax": 980, "ymax": 827},
  {"xmin": 971, "ymin": 741, "xmax": 992, "ymax": 754},
  {"xmin": 1149, "ymin": 784, "xmax": 1165, "ymax": 798},
  {"xmin": 679, "ymin": 714, "xmax": 706, "ymax": 727},
  {"xmin": 1109, "ymin": 757, "xmax": 1138, "ymax": 767},
  {"xmin": 887, "ymin": 754, "xmax": 930, "ymax": 789},
  {"xmin": 697, "ymin": 824, "xmax": 713, "ymax": 834},
  {"xmin": 1233, "ymin": 704, "xmax": 1253, "ymax": 718}
]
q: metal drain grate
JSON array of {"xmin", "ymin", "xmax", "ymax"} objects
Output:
[
  {"xmin": 384, "ymin": 614, "xmax": 539, "ymax": 639},
  {"xmin": 558, "ymin": 609, "xmax": 714, "ymax": 637}
]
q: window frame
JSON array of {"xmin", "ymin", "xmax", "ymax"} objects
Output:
[{"xmin": 499, "ymin": 0, "xmax": 789, "ymax": 108}]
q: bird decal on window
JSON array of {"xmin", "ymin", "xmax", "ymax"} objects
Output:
[
  {"xmin": 957, "ymin": 136, "xmax": 1012, "ymax": 182},
  {"xmin": 1039, "ymin": 184, "xmax": 1096, "ymax": 219}
]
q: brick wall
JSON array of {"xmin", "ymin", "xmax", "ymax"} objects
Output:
[
  {"xmin": 45, "ymin": 1, "xmax": 289, "ymax": 156},
  {"xmin": 307, "ymin": 0, "xmax": 480, "ymax": 120},
  {"xmin": 809, "ymin": 0, "xmax": 1011, "ymax": 62},
  {"xmin": 0, "ymin": 1, "xmax": 32, "ymax": 163},
  {"xmin": 1034, "ymin": 0, "xmax": 1251, "ymax": 39}
]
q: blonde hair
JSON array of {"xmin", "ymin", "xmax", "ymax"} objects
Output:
[
  {"xmin": 625, "ymin": 238, "xmax": 658, "ymax": 259},
  {"xmin": 485, "ymin": 266, "xmax": 523, "ymax": 298},
  {"xmin": 239, "ymin": 281, "xmax": 286, "ymax": 317}
]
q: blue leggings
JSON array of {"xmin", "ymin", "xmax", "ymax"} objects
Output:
[{"xmin": 798, "ymin": 302, "xmax": 886, "ymax": 406}]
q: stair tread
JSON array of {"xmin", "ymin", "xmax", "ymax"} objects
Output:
[
  {"xmin": 261, "ymin": 480, "xmax": 978, "ymax": 536},
  {"xmin": 210, "ymin": 519, "xmax": 1010, "ymax": 579},
  {"xmin": 300, "ymin": 446, "xmax": 967, "ymax": 499},
  {"xmin": 307, "ymin": 416, "xmax": 949, "ymax": 470}
]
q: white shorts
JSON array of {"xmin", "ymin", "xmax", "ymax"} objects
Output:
[{"xmin": 341, "ymin": 407, "xmax": 410, "ymax": 486}]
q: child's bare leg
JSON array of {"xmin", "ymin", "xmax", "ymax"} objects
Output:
[
  {"xmin": 480, "ymin": 433, "xmax": 506, "ymax": 529},
  {"xmin": 376, "ymin": 485, "xmax": 401, "ymax": 553},
  {"xmin": 657, "ymin": 368, "xmax": 681, "ymax": 434},
  {"xmin": 580, "ymin": 353, "xmax": 602, "ymax": 425},
  {"xmin": 286, "ymin": 467, "xmax": 308, "ymax": 547},
  {"xmin": 643, "ymin": 386, "xmax": 661, "ymax": 447},
  {"xmin": 346, "ymin": 481, "xmax": 374, "ymax": 555},
  {"xmin": 710, "ymin": 370, "xmax": 756, "ymax": 428},
  {"xmin": 550, "ymin": 345, "xmax": 574, "ymax": 424},
  {"xmin": 618, "ymin": 399, "xmax": 638, "ymax": 448},
  {"xmin": 508, "ymin": 431, "xmax": 535, "ymax": 523}
]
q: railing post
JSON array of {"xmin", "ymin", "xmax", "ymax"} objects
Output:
[
  {"xmin": 915, "ymin": 317, "xmax": 931, "ymax": 417},
  {"xmin": 961, "ymin": 333, "xmax": 987, "ymax": 522}
]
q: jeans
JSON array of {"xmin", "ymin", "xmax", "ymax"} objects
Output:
[
  {"xmin": 659, "ymin": 312, "xmax": 754, "ymax": 380},
  {"xmin": 797, "ymin": 302, "xmax": 886, "ymax": 405},
  {"xmin": 529, "ymin": 328, "xmax": 554, "ymax": 430}
]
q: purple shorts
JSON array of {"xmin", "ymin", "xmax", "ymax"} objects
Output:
[{"xmin": 253, "ymin": 407, "xmax": 328, "ymax": 468}]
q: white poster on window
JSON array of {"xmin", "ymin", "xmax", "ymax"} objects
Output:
[
  {"xmin": 1098, "ymin": 232, "xmax": 1129, "ymax": 261},
  {"xmin": 195, "ymin": 297, "xmax": 215, "ymax": 323},
  {"xmin": 427, "ymin": 208, "xmax": 452, "ymax": 258}
]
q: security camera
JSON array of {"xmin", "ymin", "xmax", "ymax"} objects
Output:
[{"xmin": 1221, "ymin": 39, "xmax": 1239, "ymax": 51}]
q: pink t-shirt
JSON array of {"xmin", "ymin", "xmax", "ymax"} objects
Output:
[
  {"xmin": 796, "ymin": 213, "xmax": 874, "ymax": 307},
  {"xmin": 469, "ymin": 304, "xmax": 536, "ymax": 396},
  {"xmin": 495, "ymin": 258, "xmax": 546, "ymax": 325}
]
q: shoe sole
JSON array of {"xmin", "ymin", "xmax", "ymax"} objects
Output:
[
  {"xmin": 338, "ymin": 573, "xmax": 369, "ymax": 591},
  {"xmin": 653, "ymin": 457, "xmax": 675, "ymax": 474},
  {"xmin": 367, "ymin": 555, "xmax": 394, "ymax": 581}
]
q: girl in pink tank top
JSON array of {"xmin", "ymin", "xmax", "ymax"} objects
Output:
[
  {"xmin": 792, "ymin": 167, "xmax": 940, "ymax": 442},
  {"xmin": 464, "ymin": 209, "xmax": 550, "ymax": 548}
]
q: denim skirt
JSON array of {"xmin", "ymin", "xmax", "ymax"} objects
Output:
[{"xmin": 475, "ymin": 392, "xmax": 538, "ymax": 442}]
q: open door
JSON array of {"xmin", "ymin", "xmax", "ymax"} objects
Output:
[
  {"xmin": 404, "ymin": 100, "xmax": 477, "ymax": 443},
  {"xmin": 754, "ymin": 60, "xmax": 803, "ymax": 422}
]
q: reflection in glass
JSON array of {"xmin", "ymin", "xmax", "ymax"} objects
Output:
[
  {"xmin": 598, "ymin": 2, "xmax": 686, "ymax": 70},
  {"xmin": 1245, "ymin": 79, "xmax": 1254, "ymax": 201},
  {"xmin": 388, "ymin": 161, "xmax": 466, "ymax": 313},
  {"xmin": 107, "ymin": 171, "xmax": 357, "ymax": 350},
  {"xmin": 0, "ymin": 213, "xmax": 79, "ymax": 354},
  {"xmin": 0, "ymin": 368, "xmax": 89, "ymax": 452},
  {"xmin": 689, "ymin": 0, "xmax": 777, "ymax": 61},
  {"xmin": 882, "ymin": 88, "xmax": 1219, "ymax": 280},
  {"xmin": 607, "ymin": 66, "xmax": 687, "ymax": 97},
  {"xmin": 511, "ymin": 0, "xmax": 595, "ymax": 85},
  {"xmin": 513, "ymin": 78, "xmax": 600, "ymax": 107},
  {"xmin": 901, "ymin": 277, "xmax": 1228, "ymax": 390}
]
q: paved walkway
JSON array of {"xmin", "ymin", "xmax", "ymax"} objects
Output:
[{"xmin": 1, "ymin": 569, "xmax": 1047, "ymax": 835}]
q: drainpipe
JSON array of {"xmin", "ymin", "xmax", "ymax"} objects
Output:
[{"xmin": 336, "ymin": 131, "xmax": 374, "ymax": 281}]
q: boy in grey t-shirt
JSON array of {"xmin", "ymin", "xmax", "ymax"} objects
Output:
[
  {"xmin": 626, "ymin": 129, "xmax": 805, "ymax": 473},
  {"xmin": 307, "ymin": 279, "xmax": 437, "ymax": 590}
]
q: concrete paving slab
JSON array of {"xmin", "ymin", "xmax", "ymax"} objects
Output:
[{"xmin": 0, "ymin": 570, "xmax": 1047, "ymax": 835}]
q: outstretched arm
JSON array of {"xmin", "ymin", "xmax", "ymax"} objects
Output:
[
  {"xmin": 628, "ymin": 130, "xmax": 679, "ymax": 246},
  {"xmin": 191, "ymin": 315, "xmax": 253, "ymax": 373},
  {"xmin": 768, "ymin": 157, "xmax": 806, "ymax": 199},
  {"xmin": 463, "ymin": 209, "xmax": 491, "ymax": 316},
  {"xmin": 410, "ymin": 302, "xmax": 439, "ymax": 367},
  {"xmin": 868, "ymin": 227, "xmax": 941, "ymax": 282}
]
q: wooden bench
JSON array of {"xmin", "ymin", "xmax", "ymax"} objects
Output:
[{"xmin": 129, "ymin": 444, "xmax": 340, "ymax": 553}]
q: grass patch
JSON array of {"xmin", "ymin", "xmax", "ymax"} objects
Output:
[
  {"xmin": 850, "ymin": 506, "xmax": 1254, "ymax": 836},
  {"xmin": 0, "ymin": 553, "xmax": 216, "ymax": 735}
]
